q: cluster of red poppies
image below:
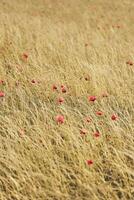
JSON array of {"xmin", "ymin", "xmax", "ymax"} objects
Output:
[
  {"xmin": 0, "ymin": 53, "xmax": 120, "ymax": 167},
  {"xmin": 52, "ymin": 84, "xmax": 118, "ymax": 167}
]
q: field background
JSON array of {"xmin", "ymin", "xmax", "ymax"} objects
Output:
[{"xmin": 0, "ymin": 0, "xmax": 134, "ymax": 199}]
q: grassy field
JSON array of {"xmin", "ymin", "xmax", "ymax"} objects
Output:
[{"xmin": 0, "ymin": 0, "xmax": 134, "ymax": 199}]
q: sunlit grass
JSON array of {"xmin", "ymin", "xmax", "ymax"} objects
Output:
[{"xmin": 0, "ymin": 0, "xmax": 134, "ymax": 199}]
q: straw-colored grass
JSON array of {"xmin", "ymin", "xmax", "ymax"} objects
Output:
[{"xmin": 0, "ymin": 0, "xmax": 134, "ymax": 199}]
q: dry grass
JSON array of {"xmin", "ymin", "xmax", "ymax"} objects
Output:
[{"xmin": 0, "ymin": 0, "xmax": 134, "ymax": 199}]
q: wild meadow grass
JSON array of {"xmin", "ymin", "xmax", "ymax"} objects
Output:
[{"xmin": 0, "ymin": 0, "xmax": 134, "ymax": 199}]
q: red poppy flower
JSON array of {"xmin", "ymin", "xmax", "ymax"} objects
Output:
[
  {"xmin": 84, "ymin": 76, "xmax": 90, "ymax": 81},
  {"xmin": 96, "ymin": 111, "xmax": 103, "ymax": 116},
  {"xmin": 57, "ymin": 97, "xmax": 64, "ymax": 104},
  {"xmin": 61, "ymin": 86, "xmax": 67, "ymax": 93},
  {"xmin": 87, "ymin": 159, "xmax": 93, "ymax": 166},
  {"xmin": 23, "ymin": 53, "xmax": 28, "ymax": 59},
  {"xmin": 0, "ymin": 92, "xmax": 5, "ymax": 97},
  {"xmin": 31, "ymin": 79, "xmax": 36, "ymax": 84},
  {"xmin": 52, "ymin": 84, "xmax": 58, "ymax": 91},
  {"xmin": 111, "ymin": 114, "xmax": 118, "ymax": 121},
  {"xmin": 126, "ymin": 61, "xmax": 133, "ymax": 66},
  {"xmin": 88, "ymin": 96, "xmax": 97, "ymax": 102},
  {"xmin": 80, "ymin": 128, "xmax": 88, "ymax": 135},
  {"xmin": 55, "ymin": 115, "xmax": 64, "ymax": 124},
  {"xmin": 0, "ymin": 80, "xmax": 4, "ymax": 84},
  {"xmin": 93, "ymin": 131, "xmax": 100, "ymax": 137},
  {"xmin": 129, "ymin": 62, "xmax": 133, "ymax": 66}
]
